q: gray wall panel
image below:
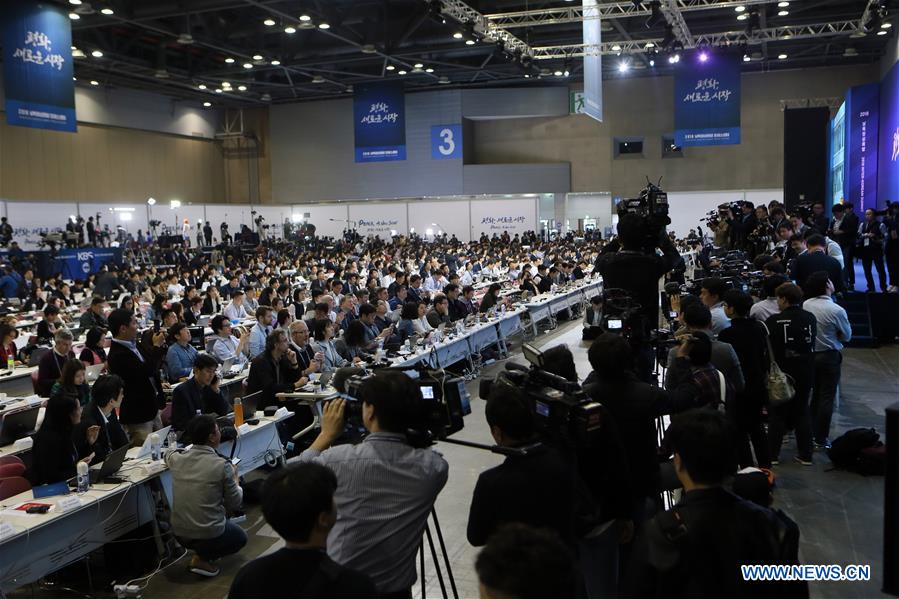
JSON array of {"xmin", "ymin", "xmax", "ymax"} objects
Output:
[
  {"xmin": 462, "ymin": 164, "xmax": 571, "ymax": 195},
  {"xmin": 461, "ymin": 87, "xmax": 569, "ymax": 120}
]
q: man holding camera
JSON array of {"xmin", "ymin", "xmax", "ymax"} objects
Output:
[
  {"xmin": 594, "ymin": 213, "xmax": 680, "ymax": 382},
  {"xmin": 291, "ymin": 371, "xmax": 448, "ymax": 599}
]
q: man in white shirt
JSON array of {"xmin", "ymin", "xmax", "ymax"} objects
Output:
[
  {"xmin": 166, "ymin": 275, "xmax": 184, "ymax": 298},
  {"xmin": 243, "ymin": 288, "xmax": 259, "ymax": 314},
  {"xmin": 802, "ymin": 272, "xmax": 851, "ymax": 450},
  {"xmin": 699, "ymin": 277, "xmax": 730, "ymax": 338},
  {"xmin": 247, "ymin": 306, "xmax": 274, "ymax": 360},
  {"xmin": 423, "ymin": 270, "xmax": 444, "ymax": 294},
  {"xmin": 750, "ymin": 275, "xmax": 788, "ymax": 323},
  {"xmin": 223, "ymin": 291, "xmax": 248, "ymax": 321},
  {"xmin": 210, "ymin": 315, "xmax": 249, "ymax": 366},
  {"xmin": 459, "ymin": 262, "xmax": 475, "ymax": 287}
]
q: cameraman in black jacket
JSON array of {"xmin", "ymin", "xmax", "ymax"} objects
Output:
[{"xmin": 594, "ymin": 213, "xmax": 680, "ymax": 382}]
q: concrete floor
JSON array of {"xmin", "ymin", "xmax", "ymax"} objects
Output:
[{"xmin": 9, "ymin": 318, "xmax": 894, "ymax": 599}]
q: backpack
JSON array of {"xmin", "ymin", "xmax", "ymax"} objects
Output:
[{"xmin": 827, "ymin": 428, "xmax": 885, "ymax": 475}]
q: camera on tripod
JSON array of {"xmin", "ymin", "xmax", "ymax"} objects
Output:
[
  {"xmin": 616, "ymin": 177, "xmax": 670, "ymax": 251},
  {"xmin": 479, "ymin": 344, "xmax": 604, "ymax": 449},
  {"xmin": 341, "ymin": 368, "xmax": 470, "ymax": 447},
  {"xmin": 599, "ymin": 288, "xmax": 642, "ymax": 338}
]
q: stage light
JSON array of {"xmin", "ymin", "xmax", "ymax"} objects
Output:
[
  {"xmin": 735, "ymin": 5, "xmax": 746, "ymax": 12},
  {"xmin": 453, "ymin": 32, "xmax": 464, "ymax": 39},
  {"xmin": 91, "ymin": 50, "xmax": 104, "ymax": 58},
  {"xmin": 778, "ymin": 53, "xmax": 788, "ymax": 59},
  {"xmin": 563, "ymin": 69, "xmax": 570, "ymax": 77},
  {"xmin": 225, "ymin": 57, "xmax": 235, "ymax": 63},
  {"xmin": 215, "ymin": 88, "xmax": 223, "ymax": 93},
  {"xmin": 737, "ymin": 13, "xmax": 748, "ymax": 21},
  {"xmin": 284, "ymin": 26, "xmax": 296, "ymax": 33},
  {"xmin": 743, "ymin": 54, "xmax": 751, "ymax": 62},
  {"xmin": 237, "ymin": 85, "xmax": 247, "ymax": 91},
  {"xmin": 198, "ymin": 83, "xmax": 207, "ymax": 89},
  {"xmin": 299, "ymin": 14, "xmax": 311, "ymax": 21},
  {"xmin": 253, "ymin": 54, "xmax": 263, "ymax": 61},
  {"xmin": 69, "ymin": 12, "xmax": 80, "ymax": 20},
  {"xmin": 778, "ymin": 10, "xmax": 789, "ymax": 16},
  {"xmin": 777, "ymin": 1, "xmax": 789, "ymax": 6},
  {"xmin": 668, "ymin": 53, "xmax": 680, "ymax": 64},
  {"xmin": 69, "ymin": 0, "xmax": 81, "ymax": 4},
  {"xmin": 203, "ymin": 102, "xmax": 212, "ymax": 107},
  {"xmin": 883, "ymin": 23, "xmax": 893, "ymax": 29},
  {"xmin": 147, "ymin": 197, "xmax": 156, "ymax": 205},
  {"xmin": 612, "ymin": 44, "xmax": 621, "ymax": 52},
  {"xmin": 398, "ymin": 70, "xmax": 407, "ymax": 75},
  {"xmin": 699, "ymin": 51, "xmax": 708, "ymax": 62},
  {"xmin": 878, "ymin": 29, "xmax": 889, "ymax": 35},
  {"xmin": 426, "ymin": 68, "xmax": 434, "ymax": 73},
  {"xmin": 271, "ymin": 59, "xmax": 281, "ymax": 65},
  {"xmin": 243, "ymin": 63, "xmax": 253, "ymax": 69},
  {"xmin": 649, "ymin": 58, "xmax": 655, "ymax": 66},
  {"xmin": 90, "ymin": 79, "xmax": 99, "ymax": 85},
  {"xmin": 465, "ymin": 39, "xmax": 475, "ymax": 45},
  {"xmin": 386, "ymin": 65, "xmax": 396, "ymax": 71},
  {"xmin": 101, "ymin": 7, "xmax": 114, "ymax": 15},
  {"xmin": 318, "ymin": 23, "xmax": 330, "ymax": 29},
  {"xmin": 618, "ymin": 61, "xmax": 629, "ymax": 73},
  {"xmin": 414, "ymin": 63, "xmax": 424, "ymax": 68},
  {"xmin": 264, "ymin": 18, "xmax": 275, "ymax": 26}
]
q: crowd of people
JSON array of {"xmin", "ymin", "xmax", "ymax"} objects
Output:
[{"xmin": 0, "ymin": 201, "xmax": 868, "ymax": 598}]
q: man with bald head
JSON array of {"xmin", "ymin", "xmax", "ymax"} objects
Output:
[{"xmin": 288, "ymin": 320, "xmax": 322, "ymax": 378}]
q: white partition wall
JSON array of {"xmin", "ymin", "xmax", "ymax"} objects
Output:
[
  {"xmin": 565, "ymin": 193, "xmax": 613, "ymax": 233},
  {"xmin": 469, "ymin": 197, "xmax": 538, "ymax": 239},
  {"xmin": 7, "ymin": 201, "xmax": 78, "ymax": 248},
  {"xmin": 349, "ymin": 203, "xmax": 408, "ymax": 240},
  {"xmin": 666, "ymin": 191, "xmax": 745, "ymax": 238},
  {"xmin": 293, "ymin": 204, "xmax": 349, "ymax": 239},
  {"xmin": 408, "ymin": 201, "xmax": 471, "ymax": 242}
]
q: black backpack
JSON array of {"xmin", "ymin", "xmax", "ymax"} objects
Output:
[{"xmin": 827, "ymin": 428, "xmax": 885, "ymax": 475}]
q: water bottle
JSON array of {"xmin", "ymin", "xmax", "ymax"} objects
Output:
[
  {"xmin": 233, "ymin": 396, "xmax": 244, "ymax": 427},
  {"xmin": 6, "ymin": 355, "xmax": 13, "ymax": 372},
  {"xmin": 76, "ymin": 461, "xmax": 89, "ymax": 493},
  {"xmin": 149, "ymin": 433, "xmax": 161, "ymax": 461},
  {"xmin": 167, "ymin": 429, "xmax": 178, "ymax": 452}
]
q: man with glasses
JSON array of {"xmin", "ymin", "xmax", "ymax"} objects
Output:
[
  {"xmin": 287, "ymin": 320, "xmax": 323, "ymax": 378},
  {"xmin": 210, "ymin": 315, "xmax": 249, "ymax": 367}
]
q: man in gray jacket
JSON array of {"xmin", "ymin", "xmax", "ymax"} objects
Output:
[
  {"xmin": 666, "ymin": 300, "xmax": 744, "ymax": 394},
  {"xmin": 166, "ymin": 414, "xmax": 246, "ymax": 577}
]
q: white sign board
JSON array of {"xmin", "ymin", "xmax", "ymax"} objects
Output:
[
  {"xmin": 469, "ymin": 198, "xmax": 537, "ymax": 238},
  {"xmin": 348, "ymin": 203, "xmax": 407, "ymax": 240}
]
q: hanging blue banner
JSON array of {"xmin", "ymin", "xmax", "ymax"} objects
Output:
[
  {"xmin": 581, "ymin": 0, "xmax": 603, "ymax": 122},
  {"xmin": 2, "ymin": 2, "xmax": 76, "ymax": 133},
  {"xmin": 55, "ymin": 248, "xmax": 123, "ymax": 280},
  {"xmin": 674, "ymin": 52, "xmax": 740, "ymax": 147},
  {"xmin": 353, "ymin": 82, "xmax": 406, "ymax": 162},
  {"xmin": 878, "ymin": 62, "xmax": 899, "ymax": 211},
  {"xmin": 845, "ymin": 83, "xmax": 879, "ymax": 213}
]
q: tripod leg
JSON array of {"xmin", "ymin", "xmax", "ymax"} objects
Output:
[
  {"xmin": 430, "ymin": 509, "xmax": 459, "ymax": 599},
  {"xmin": 420, "ymin": 541, "xmax": 426, "ymax": 599},
  {"xmin": 425, "ymin": 525, "xmax": 448, "ymax": 599}
]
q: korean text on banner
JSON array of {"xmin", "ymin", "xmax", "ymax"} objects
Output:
[
  {"xmin": 845, "ymin": 83, "xmax": 879, "ymax": 212},
  {"xmin": 674, "ymin": 52, "xmax": 741, "ymax": 147},
  {"xmin": 353, "ymin": 82, "xmax": 407, "ymax": 163},
  {"xmin": 2, "ymin": 2, "xmax": 76, "ymax": 132},
  {"xmin": 581, "ymin": 0, "xmax": 603, "ymax": 122}
]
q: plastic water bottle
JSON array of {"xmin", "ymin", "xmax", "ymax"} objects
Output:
[
  {"xmin": 233, "ymin": 396, "xmax": 244, "ymax": 427},
  {"xmin": 76, "ymin": 461, "xmax": 89, "ymax": 493},
  {"xmin": 6, "ymin": 355, "xmax": 13, "ymax": 372},
  {"xmin": 149, "ymin": 433, "xmax": 161, "ymax": 461},
  {"xmin": 167, "ymin": 429, "xmax": 178, "ymax": 452}
]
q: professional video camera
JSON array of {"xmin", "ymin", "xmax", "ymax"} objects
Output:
[
  {"xmin": 793, "ymin": 202, "xmax": 814, "ymax": 221},
  {"xmin": 479, "ymin": 344, "xmax": 604, "ymax": 449},
  {"xmin": 341, "ymin": 368, "xmax": 471, "ymax": 447},
  {"xmin": 616, "ymin": 177, "xmax": 670, "ymax": 251},
  {"xmin": 598, "ymin": 288, "xmax": 642, "ymax": 338}
]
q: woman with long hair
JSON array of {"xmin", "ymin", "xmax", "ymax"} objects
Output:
[
  {"xmin": 30, "ymin": 393, "xmax": 98, "ymax": 485},
  {"xmin": 51, "ymin": 358, "xmax": 91, "ymax": 407},
  {"xmin": 0, "ymin": 323, "xmax": 19, "ymax": 366},
  {"xmin": 79, "ymin": 327, "xmax": 107, "ymax": 366}
]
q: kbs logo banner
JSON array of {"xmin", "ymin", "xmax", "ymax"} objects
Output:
[{"xmin": 56, "ymin": 248, "xmax": 122, "ymax": 279}]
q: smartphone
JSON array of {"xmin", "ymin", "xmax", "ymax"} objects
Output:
[
  {"xmin": 153, "ymin": 319, "xmax": 161, "ymax": 332},
  {"xmin": 231, "ymin": 457, "xmax": 242, "ymax": 466},
  {"xmin": 669, "ymin": 310, "xmax": 678, "ymax": 319}
]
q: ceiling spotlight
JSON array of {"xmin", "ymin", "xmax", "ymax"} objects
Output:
[
  {"xmin": 91, "ymin": 50, "xmax": 103, "ymax": 58},
  {"xmin": 271, "ymin": 59, "xmax": 281, "ymax": 65},
  {"xmin": 69, "ymin": 0, "xmax": 81, "ymax": 4},
  {"xmin": 146, "ymin": 197, "xmax": 156, "ymax": 205},
  {"xmin": 778, "ymin": 53, "xmax": 788, "ymax": 59},
  {"xmin": 222, "ymin": 81, "xmax": 231, "ymax": 87},
  {"xmin": 743, "ymin": 54, "xmax": 751, "ymax": 61},
  {"xmin": 878, "ymin": 29, "xmax": 889, "ymax": 35},
  {"xmin": 564, "ymin": 70, "xmax": 570, "ymax": 77},
  {"xmin": 465, "ymin": 39, "xmax": 475, "ymax": 45},
  {"xmin": 264, "ymin": 18, "xmax": 276, "ymax": 26},
  {"xmin": 699, "ymin": 51, "xmax": 708, "ymax": 62},
  {"xmin": 243, "ymin": 62, "xmax": 253, "ymax": 69},
  {"xmin": 438, "ymin": 76, "xmax": 450, "ymax": 84},
  {"xmin": 215, "ymin": 88, "xmax": 223, "ymax": 93},
  {"xmin": 737, "ymin": 13, "xmax": 748, "ymax": 20},
  {"xmin": 453, "ymin": 32, "xmax": 464, "ymax": 39},
  {"xmin": 203, "ymin": 101, "xmax": 212, "ymax": 107},
  {"xmin": 386, "ymin": 64, "xmax": 396, "ymax": 71},
  {"xmin": 225, "ymin": 57, "xmax": 235, "ymax": 63},
  {"xmin": 253, "ymin": 54, "xmax": 263, "ymax": 61},
  {"xmin": 90, "ymin": 79, "xmax": 99, "ymax": 85},
  {"xmin": 237, "ymin": 85, "xmax": 247, "ymax": 91},
  {"xmin": 398, "ymin": 70, "xmax": 407, "ymax": 75},
  {"xmin": 318, "ymin": 23, "xmax": 330, "ymax": 29},
  {"xmin": 618, "ymin": 62, "xmax": 629, "ymax": 73},
  {"xmin": 554, "ymin": 70, "xmax": 563, "ymax": 76},
  {"xmin": 299, "ymin": 14, "xmax": 311, "ymax": 21},
  {"xmin": 261, "ymin": 93, "xmax": 272, "ymax": 101},
  {"xmin": 198, "ymin": 83, "xmax": 207, "ymax": 89},
  {"xmin": 778, "ymin": 10, "xmax": 789, "ymax": 16},
  {"xmin": 425, "ymin": 67, "xmax": 434, "ymax": 73},
  {"xmin": 649, "ymin": 59, "xmax": 655, "ymax": 66},
  {"xmin": 345, "ymin": 85, "xmax": 354, "ymax": 93},
  {"xmin": 69, "ymin": 12, "xmax": 80, "ymax": 20},
  {"xmin": 284, "ymin": 26, "xmax": 296, "ymax": 33},
  {"xmin": 361, "ymin": 44, "xmax": 377, "ymax": 54},
  {"xmin": 777, "ymin": 1, "xmax": 789, "ymax": 6},
  {"xmin": 312, "ymin": 75, "xmax": 325, "ymax": 83},
  {"xmin": 668, "ymin": 53, "xmax": 680, "ymax": 64},
  {"xmin": 72, "ymin": 76, "xmax": 77, "ymax": 81},
  {"xmin": 883, "ymin": 23, "xmax": 893, "ymax": 29},
  {"xmin": 414, "ymin": 63, "xmax": 424, "ymax": 68},
  {"xmin": 611, "ymin": 44, "xmax": 621, "ymax": 52},
  {"xmin": 100, "ymin": 7, "xmax": 114, "ymax": 15},
  {"xmin": 645, "ymin": 42, "xmax": 655, "ymax": 48},
  {"xmin": 735, "ymin": 5, "xmax": 746, "ymax": 12},
  {"xmin": 72, "ymin": 48, "xmax": 85, "ymax": 58}
]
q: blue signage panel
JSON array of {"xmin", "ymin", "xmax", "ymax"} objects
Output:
[
  {"xmin": 56, "ymin": 248, "xmax": 123, "ymax": 280},
  {"xmin": 582, "ymin": 0, "xmax": 603, "ymax": 122},
  {"xmin": 878, "ymin": 62, "xmax": 899, "ymax": 211},
  {"xmin": 353, "ymin": 82, "xmax": 406, "ymax": 163},
  {"xmin": 2, "ymin": 2, "xmax": 76, "ymax": 132},
  {"xmin": 431, "ymin": 124, "xmax": 462, "ymax": 159},
  {"xmin": 674, "ymin": 52, "xmax": 741, "ymax": 147},
  {"xmin": 845, "ymin": 83, "xmax": 879, "ymax": 212}
]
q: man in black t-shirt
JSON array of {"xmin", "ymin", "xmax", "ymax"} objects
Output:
[{"xmin": 228, "ymin": 462, "xmax": 375, "ymax": 599}]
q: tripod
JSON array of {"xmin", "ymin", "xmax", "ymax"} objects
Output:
[{"xmin": 418, "ymin": 508, "xmax": 458, "ymax": 599}]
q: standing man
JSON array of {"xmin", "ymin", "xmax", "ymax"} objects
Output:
[
  {"xmin": 802, "ymin": 272, "xmax": 851, "ymax": 450},
  {"xmin": 765, "ymin": 283, "xmax": 817, "ymax": 465},
  {"xmin": 832, "ymin": 202, "xmax": 859, "ymax": 289},
  {"xmin": 203, "ymin": 221, "xmax": 213, "ymax": 246},
  {"xmin": 107, "ymin": 308, "xmax": 166, "ymax": 445},
  {"xmin": 86, "ymin": 216, "xmax": 97, "ymax": 246}
]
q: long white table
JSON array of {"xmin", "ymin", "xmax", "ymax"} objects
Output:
[{"xmin": 0, "ymin": 411, "xmax": 291, "ymax": 593}]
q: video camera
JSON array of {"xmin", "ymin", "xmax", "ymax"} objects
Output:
[
  {"xmin": 616, "ymin": 177, "xmax": 670, "ymax": 251},
  {"xmin": 479, "ymin": 344, "xmax": 604, "ymax": 449},
  {"xmin": 599, "ymin": 288, "xmax": 642, "ymax": 338},
  {"xmin": 341, "ymin": 368, "xmax": 471, "ymax": 447}
]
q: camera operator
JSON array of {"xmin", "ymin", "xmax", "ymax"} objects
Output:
[
  {"xmin": 806, "ymin": 201, "xmax": 829, "ymax": 236},
  {"xmin": 290, "ymin": 371, "xmax": 448, "ymax": 598},
  {"xmin": 624, "ymin": 410, "xmax": 805, "ymax": 599},
  {"xmin": 726, "ymin": 202, "xmax": 757, "ymax": 252},
  {"xmin": 594, "ymin": 213, "xmax": 680, "ymax": 381},
  {"xmin": 467, "ymin": 385, "xmax": 578, "ymax": 548}
]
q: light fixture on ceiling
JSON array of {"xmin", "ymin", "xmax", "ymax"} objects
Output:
[
  {"xmin": 778, "ymin": 10, "xmax": 789, "ymax": 16},
  {"xmin": 611, "ymin": 44, "xmax": 621, "ymax": 52},
  {"xmin": 414, "ymin": 63, "xmax": 424, "ymax": 68},
  {"xmin": 564, "ymin": 69, "xmax": 570, "ymax": 77},
  {"xmin": 778, "ymin": 53, "xmax": 788, "ymax": 59},
  {"xmin": 177, "ymin": 33, "xmax": 194, "ymax": 45},
  {"xmin": 345, "ymin": 85, "xmax": 354, "ymax": 93},
  {"xmin": 883, "ymin": 23, "xmax": 893, "ymax": 29},
  {"xmin": 645, "ymin": 42, "xmax": 655, "ymax": 49},
  {"xmin": 225, "ymin": 57, "xmax": 235, "ymax": 63},
  {"xmin": 743, "ymin": 54, "xmax": 751, "ymax": 61},
  {"xmin": 649, "ymin": 58, "xmax": 655, "ymax": 66},
  {"xmin": 271, "ymin": 59, "xmax": 281, "ymax": 65},
  {"xmin": 668, "ymin": 53, "xmax": 680, "ymax": 64},
  {"xmin": 264, "ymin": 18, "xmax": 276, "ymax": 26},
  {"xmin": 878, "ymin": 29, "xmax": 889, "ymax": 35},
  {"xmin": 386, "ymin": 64, "xmax": 396, "ymax": 71},
  {"xmin": 243, "ymin": 62, "xmax": 253, "ymax": 69},
  {"xmin": 253, "ymin": 54, "xmax": 263, "ymax": 61},
  {"xmin": 777, "ymin": 1, "xmax": 789, "ymax": 6},
  {"xmin": 261, "ymin": 93, "xmax": 272, "ymax": 101},
  {"xmin": 284, "ymin": 26, "xmax": 296, "ymax": 33},
  {"xmin": 465, "ymin": 39, "xmax": 475, "ymax": 45},
  {"xmin": 170, "ymin": 200, "xmax": 181, "ymax": 209},
  {"xmin": 618, "ymin": 61, "xmax": 629, "ymax": 73},
  {"xmin": 425, "ymin": 67, "xmax": 434, "ymax": 73},
  {"xmin": 698, "ymin": 50, "xmax": 709, "ymax": 62},
  {"xmin": 203, "ymin": 101, "xmax": 212, "ymax": 107},
  {"xmin": 147, "ymin": 197, "xmax": 156, "ymax": 205},
  {"xmin": 72, "ymin": 48, "xmax": 86, "ymax": 58},
  {"xmin": 299, "ymin": 14, "xmax": 311, "ymax": 21},
  {"xmin": 215, "ymin": 88, "xmax": 223, "ymax": 93},
  {"xmin": 91, "ymin": 49, "xmax": 103, "ymax": 57},
  {"xmin": 312, "ymin": 75, "xmax": 325, "ymax": 83},
  {"xmin": 318, "ymin": 22, "xmax": 330, "ymax": 29},
  {"xmin": 361, "ymin": 44, "xmax": 377, "ymax": 54},
  {"xmin": 453, "ymin": 32, "xmax": 463, "ymax": 39},
  {"xmin": 735, "ymin": 5, "xmax": 746, "ymax": 12},
  {"xmin": 737, "ymin": 13, "xmax": 748, "ymax": 21},
  {"xmin": 90, "ymin": 79, "xmax": 99, "ymax": 85},
  {"xmin": 198, "ymin": 83, "xmax": 207, "ymax": 89},
  {"xmin": 154, "ymin": 69, "xmax": 169, "ymax": 79},
  {"xmin": 554, "ymin": 70, "xmax": 563, "ymax": 76},
  {"xmin": 222, "ymin": 81, "xmax": 231, "ymax": 87},
  {"xmin": 398, "ymin": 70, "xmax": 407, "ymax": 75},
  {"xmin": 68, "ymin": 12, "xmax": 80, "ymax": 19},
  {"xmin": 237, "ymin": 85, "xmax": 247, "ymax": 91},
  {"xmin": 101, "ymin": 7, "xmax": 114, "ymax": 15},
  {"xmin": 843, "ymin": 47, "xmax": 858, "ymax": 57},
  {"xmin": 72, "ymin": 76, "xmax": 77, "ymax": 81},
  {"xmin": 69, "ymin": 0, "xmax": 81, "ymax": 4}
]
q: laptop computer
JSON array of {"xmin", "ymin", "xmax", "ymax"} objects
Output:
[
  {"xmin": 0, "ymin": 406, "xmax": 40, "ymax": 446},
  {"xmin": 126, "ymin": 424, "xmax": 173, "ymax": 460},
  {"xmin": 84, "ymin": 363, "xmax": 105, "ymax": 383},
  {"xmin": 89, "ymin": 444, "xmax": 130, "ymax": 483}
]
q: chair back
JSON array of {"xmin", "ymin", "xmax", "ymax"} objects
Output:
[
  {"xmin": 30, "ymin": 369, "xmax": 40, "ymax": 395},
  {"xmin": 0, "ymin": 476, "xmax": 31, "ymax": 501}
]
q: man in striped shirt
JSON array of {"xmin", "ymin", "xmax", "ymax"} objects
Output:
[{"xmin": 292, "ymin": 371, "xmax": 448, "ymax": 598}]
